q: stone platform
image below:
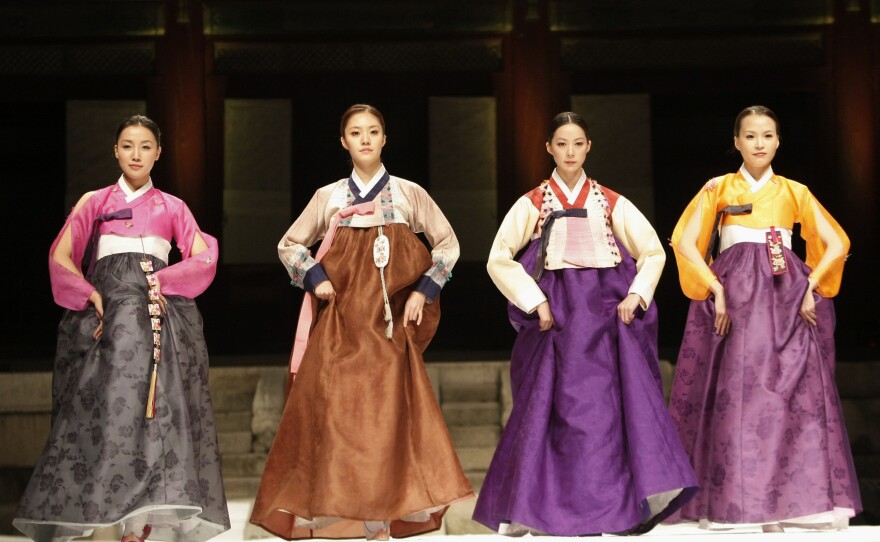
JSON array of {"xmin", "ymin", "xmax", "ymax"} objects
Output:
[
  {"xmin": 2, "ymin": 498, "xmax": 880, "ymax": 541},
  {"xmin": 1, "ymin": 359, "xmax": 879, "ymax": 536}
]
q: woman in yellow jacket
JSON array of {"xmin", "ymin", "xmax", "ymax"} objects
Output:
[{"xmin": 667, "ymin": 105, "xmax": 860, "ymax": 532}]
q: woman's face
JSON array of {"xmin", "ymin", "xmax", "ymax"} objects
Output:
[
  {"xmin": 546, "ymin": 123, "xmax": 591, "ymax": 176},
  {"xmin": 340, "ymin": 112, "xmax": 386, "ymax": 171},
  {"xmin": 114, "ymin": 125, "xmax": 161, "ymax": 185},
  {"xmin": 734, "ymin": 114, "xmax": 779, "ymax": 175}
]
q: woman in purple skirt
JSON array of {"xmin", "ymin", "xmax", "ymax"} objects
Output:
[
  {"xmin": 474, "ymin": 112, "xmax": 697, "ymax": 536},
  {"xmin": 668, "ymin": 105, "xmax": 860, "ymax": 532}
]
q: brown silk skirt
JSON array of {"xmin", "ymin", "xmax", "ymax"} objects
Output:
[{"xmin": 251, "ymin": 224, "xmax": 473, "ymax": 539}]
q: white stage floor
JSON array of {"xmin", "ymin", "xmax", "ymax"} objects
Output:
[{"xmin": 3, "ymin": 500, "xmax": 880, "ymax": 542}]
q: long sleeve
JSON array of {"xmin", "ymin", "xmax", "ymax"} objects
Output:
[
  {"xmin": 405, "ymin": 182, "xmax": 460, "ymax": 301},
  {"xmin": 796, "ymin": 188, "xmax": 850, "ymax": 298},
  {"xmin": 486, "ymin": 197, "xmax": 546, "ymax": 313},
  {"xmin": 48, "ymin": 191, "xmax": 102, "ymax": 311},
  {"xmin": 670, "ymin": 182, "xmax": 721, "ymax": 300},
  {"xmin": 611, "ymin": 196, "xmax": 666, "ymax": 309},
  {"xmin": 278, "ymin": 187, "xmax": 332, "ymax": 290},
  {"xmin": 153, "ymin": 199, "xmax": 218, "ymax": 298}
]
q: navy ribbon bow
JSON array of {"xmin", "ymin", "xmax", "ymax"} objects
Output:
[
  {"xmin": 531, "ymin": 208, "xmax": 589, "ymax": 282},
  {"xmin": 82, "ymin": 208, "xmax": 133, "ymax": 275},
  {"xmin": 704, "ymin": 203, "xmax": 752, "ymax": 263}
]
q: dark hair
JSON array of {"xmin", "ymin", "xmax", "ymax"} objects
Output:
[
  {"xmin": 340, "ymin": 104, "xmax": 386, "ymax": 136},
  {"xmin": 733, "ymin": 105, "xmax": 780, "ymax": 138},
  {"xmin": 116, "ymin": 114, "xmax": 162, "ymax": 146},
  {"xmin": 547, "ymin": 112, "xmax": 589, "ymax": 143}
]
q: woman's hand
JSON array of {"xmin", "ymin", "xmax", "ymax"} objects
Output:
[
  {"xmin": 404, "ymin": 291, "xmax": 426, "ymax": 327},
  {"xmin": 800, "ymin": 278, "xmax": 819, "ymax": 326},
  {"xmin": 153, "ymin": 275, "xmax": 169, "ymax": 315},
  {"xmin": 617, "ymin": 293, "xmax": 642, "ymax": 325},
  {"xmin": 89, "ymin": 290, "xmax": 104, "ymax": 340},
  {"xmin": 536, "ymin": 301, "xmax": 554, "ymax": 331},
  {"xmin": 710, "ymin": 281, "xmax": 731, "ymax": 336},
  {"xmin": 314, "ymin": 280, "xmax": 336, "ymax": 301}
]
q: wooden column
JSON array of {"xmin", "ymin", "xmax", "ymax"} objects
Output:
[
  {"xmin": 831, "ymin": 0, "xmax": 878, "ymax": 345},
  {"xmin": 832, "ymin": 1, "xmax": 876, "ymax": 240},
  {"xmin": 151, "ymin": 0, "xmax": 215, "ymax": 233},
  {"xmin": 497, "ymin": 0, "xmax": 566, "ymax": 210}
]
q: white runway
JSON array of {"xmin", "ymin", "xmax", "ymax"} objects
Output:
[{"xmin": 3, "ymin": 500, "xmax": 880, "ymax": 542}]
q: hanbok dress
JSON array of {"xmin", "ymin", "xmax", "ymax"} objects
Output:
[
  {"xmin": 667, "ymin": 166, "xmax": 861, "ymax": 528},
  {"xmin": 249, "ymin": 166, "xmax": 473, "ymax": 540},
  {"xmin": 14, "ymin": 178, "xmax": 229, "ymax": 542},
  {"xmin": 474, "ymin": 171, "xmax": 697, "ymax": 536}
]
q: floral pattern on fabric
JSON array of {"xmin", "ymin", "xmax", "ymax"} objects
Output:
[
  {"xmin": 286, "ymin": 246, "xmax": 319, "ymax": 289},
  {"xmin": 668, "ymin": 244, "xmax": 860, "ymax": 524},
  {"xmin": 14, "ymin": 253, "xmax": 230, "ymax": 542}
]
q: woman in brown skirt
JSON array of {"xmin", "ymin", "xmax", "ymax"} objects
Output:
[{"xmin": 249, "ymin": 104, "xmax": 473, "ymax": 541}]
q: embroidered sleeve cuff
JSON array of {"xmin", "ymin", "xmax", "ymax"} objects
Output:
[
  {"xmin": 424, "ymin": 254, "xmax": 453, "ymax": 291},
  {"xmin": 303, "ymin": 264, "xmax": 329, "ymax": 293},
  {"xmin": 285, "ymin": 246, "xmax": 318, "ymax": 289},
  {"xmin": 415, "ymin": 275, "xmax": 442, "ymax": 302}
]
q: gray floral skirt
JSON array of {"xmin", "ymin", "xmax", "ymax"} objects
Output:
[{"xmin": 14, "ymin": 253, "xmax": 230, "ymax": 542}]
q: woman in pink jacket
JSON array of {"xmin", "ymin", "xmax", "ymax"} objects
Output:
[{"xmin": 13, "ymin": 115, "xmax": 229, "ymax": 542}]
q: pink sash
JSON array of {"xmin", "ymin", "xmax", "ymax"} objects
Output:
[{"xmin": 289, "ymin": 200, "xmax": 378, "ymax": 374}]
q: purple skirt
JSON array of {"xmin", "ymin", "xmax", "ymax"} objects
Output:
[
  {"xmin": 668, "ymin": 242, "xmax": 861, "ymax": 523},
  {"xmin": 473, "ymin": 241, "xmax": 697, "ymax": 535}
]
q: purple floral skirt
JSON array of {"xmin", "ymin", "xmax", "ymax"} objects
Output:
[
  {"xmin": 14, "ymin": 253, "xmax": 229, "ymax": 542},
  {"xmin": 668, "ymin": 242, "xmax": 861, "ymax": 524}
]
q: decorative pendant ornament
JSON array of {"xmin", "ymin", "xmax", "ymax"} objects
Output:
[
  {"xmin": 140, "ymin": 241, "xmax": 162, "ymax": 419},
  {"xmin": 766, "ymin": 226, "xmax": 788, "ymax": 275},
  {"xmin": 373, "ymin": 232, "xmax": 389, "ymax": 268},
  {"xmin": 374, "ymin": 227, "xmax": 393, "ymax": 339}
]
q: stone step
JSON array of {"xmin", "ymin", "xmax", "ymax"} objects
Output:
[
  {"xmin": 842, "ymin": 398, "xmax": 880, "ymax": 454},
  {"xmin": 444, "ymin": 497, "xmax": 494, "ymax": 535},
  {"xmin": 0, "ymin": 467, "xmax": 31, "ymax": 502},
  {"xmin": 455, "ymin": 447, "xmax": 495, "ymax": 472},
  {"xmin": 425, "ymin": 365, "xmax": 441, "ymax": 402},
  {"xmin": 222, "ymin": 453, "xmax": 267, "ymax": 479},
  {"xmin": 440, "ymin": 365, "xmax": 499, "ymax": 403},
  {"xmin": 244, "ymin": 519, "xmax": 277, "ymax": 539},
  {"xmin": 225, "ymin": 476, "xmax": 262, "ymax": 500},
  {"xmin": 0, "ymin": 501, "xmax": 17, "ymax": 535},
  {"xmin": 215, "ymin": 410, "xmax": 252, "ymax": 433},
  {"xmin": 219, "ymin": 431, "xmax": 253, "ymax": 455},
  {"xmin": 211, "ymin": 388, "xmax": 257, "ymax": 413},
  {"xmin": 659, "ymin": 360, "xmax": 675, "ymax": 401},
  {"xmin": 449, "ymin": 424, "xmax": 500, "ymax": 449},
  {"xmin": 465, "ymin": 470, "xmax": 487, "ymax": 492},
  {"xmin": 0, "ymin": 413, "xmax": 50, "ymax": 467},
  {"xmin": 209, "ymin": 368, "xmax": 264, "ymax": 413},
  {"xmin": 837, "ymin": 362, "xmax": 880, "ymax": 399},
  {"xmin": 0, "ymin": 372, "xmax": 52, "ymax": 413},
  {"xmin": 442, "ymin": 402, "xmax": 500, "ymax": 427},
  {"xmin": 857, "ymin": 478, "xmax": 880, "ymax": 525},
  {"xmin": 91, "ymin": 524, "xmax": 122, "ymax": 540},
  {"xmin": 500, "ymin": 370, "xmax": 512, "ymax": 427},
  {"xmin": 854, "ymin": 454, "xmax": 880, "ymax": 477},
  {"xmin": 251, "ymin": 369, "xmax": 286, "ymax": 455}
]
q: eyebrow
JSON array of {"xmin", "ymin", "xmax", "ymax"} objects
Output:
[{"xmin": 347, "ymin": 125, "xmax": 381, "ymax": 130}]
